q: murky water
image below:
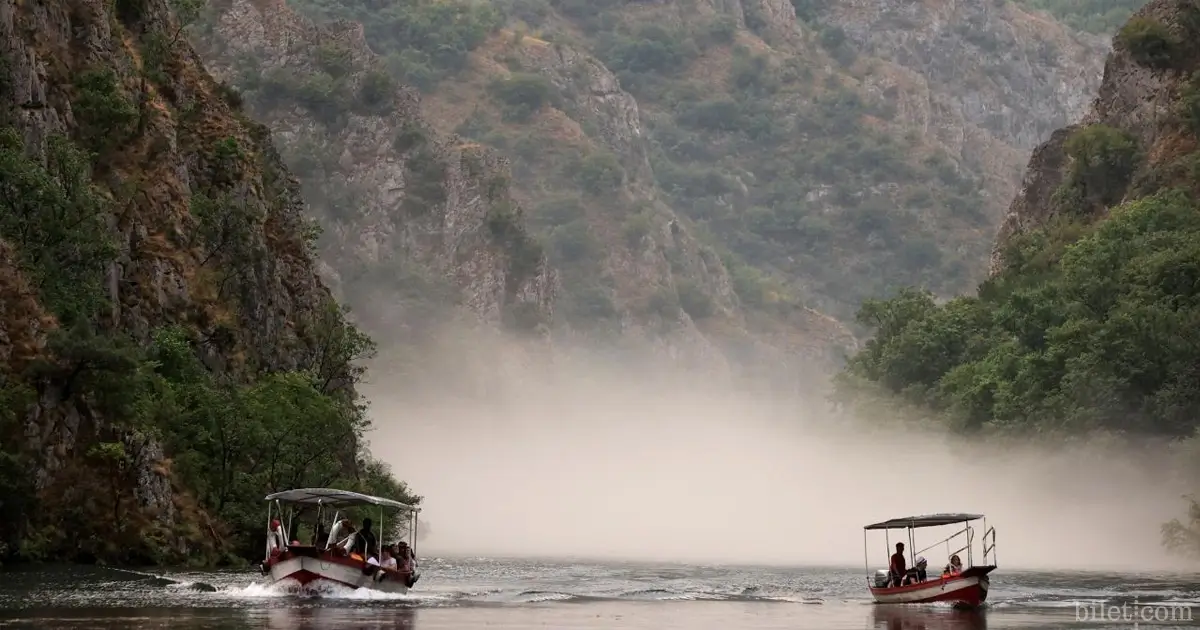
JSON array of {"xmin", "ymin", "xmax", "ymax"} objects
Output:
[{"xmin": 0, "ymin": 557, "xmax": 1198, "ymax": 628}]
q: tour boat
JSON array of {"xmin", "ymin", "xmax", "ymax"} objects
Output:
[
  {"xmin": 863, "ymin": 513, "xmax": 997, "ymax": 607},
  {"xmin": 258, "ymin": 487, "xmax": 421, "ymax": 594}
]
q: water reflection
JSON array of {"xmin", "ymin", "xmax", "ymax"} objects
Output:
[
  {"xmin": 871, "ymin": 605, "xmax": 988, "ymax": 630},
  {"xmin": 258, "ymin": 605, "xmax": 418, "ymax": 630}
]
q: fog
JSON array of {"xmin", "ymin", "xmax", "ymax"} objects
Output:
[{"xmin": 360, "ymin": 326, "xmax": 1197, "ymax": 574}]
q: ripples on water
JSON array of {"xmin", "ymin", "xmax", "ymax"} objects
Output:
[{"xmin": 1, "ymin": 558, "xmax": 1199, "ymax": 629}]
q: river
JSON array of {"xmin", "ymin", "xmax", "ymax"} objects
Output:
[{"xmin": 0, "ymin": 557, "xmax": 1197, "ymax": 629}]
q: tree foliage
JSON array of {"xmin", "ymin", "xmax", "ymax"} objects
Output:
[
  {"xmin": 287, "ymin": 0, "xmax": 502, "ymax": 90},
  {"xmin": 0, "ymin": 129, "xmax": 116, "ymax": 325},
  {"xmin": 0, "ymin": 125, "xmax": 415, "ymax": 564},
  {"xmin": 1061, "ymin": 124, "xmax": 1139, "ymax": 208},
  {"xmin": 839, "ymin": 189, "xmax": 1200, "ymax": 438},
  {"xmin": 1118, "ymin": 16, "xmax": 1180, "ymax": 69}
]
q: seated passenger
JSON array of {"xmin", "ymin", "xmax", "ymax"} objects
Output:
[
  {"xmin": 904, "ymin": 557, "xmax": 928, "ymax": 585},
  {"xmin": 396, "ymin": 541, "xmax": 416, "ymax": 572},
  {"xmin": 942, "ymin": 554, "xmax": 963, "ymax": 578},
  {"xmin": 380, "ymin": 547, "xmax": 398, "ymax": 570}
]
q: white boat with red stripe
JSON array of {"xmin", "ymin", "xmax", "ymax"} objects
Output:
[
  {"xmin": 863, "ymin": 513, "xmax": 997, "ymax": 608},
  {"xmin": 258, "ymin": 488, "xmax": 422, "ymax": 594}
]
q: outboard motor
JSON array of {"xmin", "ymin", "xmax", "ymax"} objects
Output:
[{"xmin": 873, "ymin": 569, "xmax": 891, "ymax": 588}]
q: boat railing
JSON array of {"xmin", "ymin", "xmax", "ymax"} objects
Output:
[
  {"xmin": 982, "ymin": 526, "xmax": 997, "ymax": 566},
  {"xmin": 914, "ymin": 524, "xmax": 971, "ymax": 565}
]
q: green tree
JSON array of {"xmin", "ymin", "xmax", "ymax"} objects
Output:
[
  {"xmin": 488, "ymin": 73, "xmax": 557, "ymax": 122},
  {"xmin": 1062, "ymin": 124, "xmax": 1139, "ymax": 208},
  {"xmin": 1117, "ymin": 17, "xmax": 1179, "ymax": 68},
  {"xmin": 0, "ymin": 129, "xmax": 116, "ymax": 324},
  {"xmin": 71, "ymin": 68, "xmax": 138, "ymax": 156}
]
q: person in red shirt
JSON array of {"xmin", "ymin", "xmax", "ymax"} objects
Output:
[{"xmin": 889, "ymin": 542, "xmax": 907, "ymax": 587}]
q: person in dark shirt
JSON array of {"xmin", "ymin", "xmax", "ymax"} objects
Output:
[
  {"xmin": 905, "ymin": 556, "xmax": 928, "ymax": 585},
  {"xmin": 313, "ymin": 521, "xmax": 329, "ymax": 550},
  {"xmin": 353, "ymin": 518, "xmax": 378, "ymax": 560},
  {"xmin": 889, "ymin": 542, "xmax": 907, "ymax": 587}
]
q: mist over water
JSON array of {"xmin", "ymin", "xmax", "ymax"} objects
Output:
[{"xmin": 360, "ymin": 326, "xmax": 1195, "ymax": 575}]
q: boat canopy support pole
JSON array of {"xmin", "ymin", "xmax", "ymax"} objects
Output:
[
  {"xmin": 412, "ymin": 510, "xmax": 419, "ymax": 555},
  {"xmin": 908, "ymin": 527, "xmax": 915, "ymax": 569},
  {"xmin": 316, "ymin": 501, "xmax": 324, "ymax": 547},
  {"xmin": 862, "ymin": 529, "xmax": 869, "ymax": 586},
  {"xmin": 884, "ymin": 529, "xmax": 890, "ymax": 575},
  {"xmin": 263, "ymin": 502, "xmax": 272, "ymax": 562},
  {"xmin": 283, "ymin": 500, "xmax": 292, "ymax": 546},
  {"xmin": 966, "ymin": 525, "xmax": 973, "ymax": 567}
]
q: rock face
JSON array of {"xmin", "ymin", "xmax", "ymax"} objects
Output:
[
  {"xmin": 515, "ymin": 40, "xmax": 654, "ymax": 184},
  {"xmin": 0, "ymin": 0, "xmax": 374, "ymax": 560},
  {"xmin": 192, "ymin": 0, "xmax": 556, "ymax": 340},
  {"xmin": 990, "ymin": 0, "xmax": 1200, "ymax": 272},
  {"xmin": 448, "ymin": 0, "xmax": 1105, "ymax": 361},
  {"xmin": 988, "ymin": 125, "xmax": 1078, "ymax": 273},
  {"xmin": 824, "ymin": 0, "xmax": 1107, "ymax": 153}
]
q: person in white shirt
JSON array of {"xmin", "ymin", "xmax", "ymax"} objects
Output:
[{"xmin": 380, "ymin": 547, "xmax": 398, "ymax": 570}]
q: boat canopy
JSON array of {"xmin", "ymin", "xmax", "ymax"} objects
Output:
[
  {"xmin": 264, "ymin": 487, "xmax": 421, "ymax": 513},
  {"xmin": 863, "ymin": 513, "xmax": 983, "ymax": 530}
]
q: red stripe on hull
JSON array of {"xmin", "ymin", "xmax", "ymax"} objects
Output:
[
  {"xmin": 280, "ymin": 570, "xmax": 361, "ymax": 590},
  {"xmin": 868, "ymin": 566, "xmax": 994, "ymax": 607},
  {"xmin": 921, "ymin": 583, "xmax": 987, "ymax": 606},
  {"xmin": 869, "ymin": 576, "xmax": 990, "ymax": 606},
  {"xmin": 285, "ymin": 570, "xmax": 323, "ymax": 587}
]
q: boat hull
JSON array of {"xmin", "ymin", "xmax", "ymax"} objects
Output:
[
  {"xmin": 869, "ymin": 566, "xmax": 993, "ymax": 607},
  {"xmin": 264, "ymin": 548, "xmax": 414, "ymax": 594}
]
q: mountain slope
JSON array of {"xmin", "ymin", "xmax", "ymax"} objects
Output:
[
  {"xmin": 189, "ymin": 0, "xmax": 1109, "ymax": 385},
  {"xmin": 430, "ymin": 0, "xmax": 1110, "ymax": 363},
  {"xmin": 0, "ymin": 0, "xmax": 412, "ymax": 563}
]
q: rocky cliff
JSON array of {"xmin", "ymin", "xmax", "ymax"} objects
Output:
[
  {"xmin": 191, "ymin": 0, "xmax": 556, "ymax": 346},
  {"xmin": 417, "ymin": 0, "xmax": 1103, "ymax": 352},
  {"xmin": 990, "ymin": 0, "xmax": 1200, "ymax": 272},
  {"xmin": 825, "ymin": 0, "xmax": 1106, "ymax": 149},
  {"xmin": 0, "ymin": 0, "xmax": 410, "ymax": 564}
]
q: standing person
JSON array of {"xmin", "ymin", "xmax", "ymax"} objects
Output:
[
  {"xmin": 327, "ymin": 518, "xmax": 356, "ymax": 556},
  {"xmin": 313, "ymin": 521, "xmax": 329, "ymax": 550},
  {"xmin": 353, "ymin": 518, "xmax": 379, "ymax": 560},
  {"xmin": 889, "ymin": 542, "xmax": 907, "ymax": 587}
]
